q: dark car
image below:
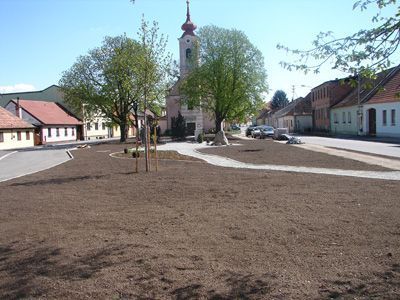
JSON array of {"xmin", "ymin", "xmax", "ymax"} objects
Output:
[
  {"xmin": 245, "ymin": 125, "xmax": 257, "ymax": 137},
  {"xmin": 259, "ymin": 126, "xmax": 274, "ymax": 139},
  {"xmin": 231, "ymin": 124, "xmax": 241, "ymax": 131}
]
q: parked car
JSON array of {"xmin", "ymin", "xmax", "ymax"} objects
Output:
[
  {"xmin": 259, "ymin": 126, "xmax": 274, "ymax": 139},
  {"xmin": 245, "ymin": 125, "xmax": 257, "ymax": 137},
  {"xmin": 251, "ymin": 126, "xmax": 262, "ymax": 138},
  {"xmin": 230, "ymin": 124, "xmax": 241, "ymax": 131}
]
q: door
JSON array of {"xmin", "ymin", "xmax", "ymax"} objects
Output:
[
  {"xmin": 34, "ymin": 128, "xmax": 41, "ymax": 145},
  {"xmin": 186, "ymin": 122, "xmax": 196, "ymax": 136},
  {"xmin": 368, "ymin": 108, "xmax": 376, "ymax": 135}
]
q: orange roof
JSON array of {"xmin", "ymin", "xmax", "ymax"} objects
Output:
[
  {"xmin": 9, "ymin": 99, "xmax": 82, "ymax": 125},
  {"xmin": 0, "ymin": 106, "xmax": 34, "ymax": 129},
  {"xmin": 367, "ymin": 67, "xmax": 400, "ymax": 104}
]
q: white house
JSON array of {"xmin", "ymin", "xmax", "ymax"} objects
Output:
[
  {"xmin": 331, "ymin": 66, "xmax": 400, "ymax": 138},
  {"xmin": 0, "ymin": 106, "xmax": 35, "ymax": 150},
  {"xmin": 362, "ymin": 67, "xmax": 400, "ymax": 137},
  {"xmin": 6, "ymin": 99, "xmax": 82, "ymax": 144}
]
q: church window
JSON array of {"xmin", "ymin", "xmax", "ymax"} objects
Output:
[{"xmin": 186, "ymin": 48, "xmax": 192, "ymax": 59}]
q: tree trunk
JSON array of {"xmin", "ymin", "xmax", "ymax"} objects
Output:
[
  {"xmin": 215, "ymin": 116, "xmax": 223, "ymax": 132},
  {"xmin": 120, "ymin": 121, "xmax": 127, "ymax": 143}
]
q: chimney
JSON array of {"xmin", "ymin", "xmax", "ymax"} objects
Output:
[{"xmin": 16, "ymin": 97, "xmax": 21, "ymax": 118}]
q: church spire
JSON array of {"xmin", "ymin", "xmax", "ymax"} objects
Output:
[{"xmin": 181, "ymin": 0, "xmax": 197, "ymax": 37}]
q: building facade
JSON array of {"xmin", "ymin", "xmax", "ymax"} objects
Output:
[
  {"xmin": 5, "ymin": 99, "xmax": 82, "ymax": 144},
  {"xmin": 0, "ymin": 107, "xmax": 35, "ymax": 150},
  {"xmin": 330, "ymin": 66, "xmax": 400, "ymax": 138},
  {"xmin": 311, "ymin": 79, "xmax": 353, "ymax": 133}
]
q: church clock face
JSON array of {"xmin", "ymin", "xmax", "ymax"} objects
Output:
[{"xmin": 186, "ymin": 39, "xmax": 191, "ymax": 44}]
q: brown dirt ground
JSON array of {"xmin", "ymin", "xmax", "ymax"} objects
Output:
[
  {"xmin": 199, "ymin": 139, "xmax": 391, "ymax": 171},
  {"xmin": 114, "ymin": 150, "xmax": 202, "ymax": 162},
  {"xmin": 0, "ymin": 142, "xmax": 399, "ymax": 299}
]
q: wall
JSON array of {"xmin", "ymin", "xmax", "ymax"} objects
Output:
[
  {"xmin": 85, "ymin": 117, "xmax": 111, "ymax": 140},
  {"xmin": 166, "ymin": 96, "xmax": 180, "ymax": 130},
  {"xmin": 282, "ymin": 116, "xmax": 295, "ymax": 133},
  {"xmin": 330, "ymin": 106, "xmax": 358, "ymax": 135},
  {"xmin": 363, "ymin": 102, "xmax": 400, "ymax": 137},
  {"xmin": 41, "ymin": 126, "xmax": 78, "ymax": 143},
  {"xmin": 0, "ymin": 129, "xmax": 35, "ymax": 150},
  {"xmin": 294, "ymin": 115, "xmax": 312, "ymax": 133}
]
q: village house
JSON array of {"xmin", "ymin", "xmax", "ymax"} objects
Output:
[
  {"xmin": 0, "ymin": 85, "xmax": 112, "ymax": 141},
  {"xmin": 0, "ymin": 106, "xmax": 35, "ymax": 150},
  {"xmin": 5, "ymin": 99, "xmax": 82, "ymax": 145},
  {"xmin": 271, "ymin": 95, "xmax": 312, "ymax": 133},
  {"xmin": 255, "ymin": 107, "xmax": 270, "ymax": 125},
  {"xmin": 330, "ymin": 66, "xmax": 400, "ymax": 138},
  {"xmin": 166, "ymin": 0, "xmax": 215, "ymax": 137},
  {"xmin": 311, "ymin": 79, "xmax": 353, "ymax": 133},
  {"xmin": 362, "ymin": 66, "xmax": 400, "ymax": 137}
]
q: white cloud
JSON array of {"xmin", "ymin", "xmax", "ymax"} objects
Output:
[{"xmin": 0, "ymin": 84, "xmax": 36, "ymax": 94}]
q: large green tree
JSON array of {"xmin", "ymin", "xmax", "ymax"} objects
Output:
[
  {"xmin": 59, "ymin": 20, "xmax": 172, "ymax": 143},
  {"xmin": 181, "ymin": 25, "xmax": 268, "ymax": 132},
  {"xmin": 277, "ymin": 0, "xmax": 400, "ymax": 78},
  {"xmin": 60, "ymin": 35, "xmax": 143, "ymax": 142},
  {"xmin": 270, "ymin": 90, "xmax": 289, "ymax": 110}
]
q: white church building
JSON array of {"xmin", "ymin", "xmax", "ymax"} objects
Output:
[{"xmin": 166, "ymin": 0, "xmax": 215, "ymax": 137}]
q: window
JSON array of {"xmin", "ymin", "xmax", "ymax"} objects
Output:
[
  {"xmin": 0, "ymin": 132, "xmax": 3, "ymax": 142},
  {"xmin": 17, "ymin": 131, "xmax": 22, "ymax": 141},
  {"xmin": 186, "ymin": 48, "xmax": 192, "ymax": 59},
  {"xmin": 94, "ymin": 122, "xmax": 99, "ymax": 130},
  {"xmin": 26, "ymin": 131, "xmax": 30, "ymax": 140},
  {"xmin": 391, "ymin": 109, "xmax": 396, "ymax": 126},
  {"xmin": 102, "ymin": 123, "xmax": 106, "ymax": 130},
  {"xmin": 348, "ymin": 112, "xmax": 351, "ymax": 124},
  {"xmin": 383, "ymin": 110, "xmax": 387, "ymax": 126},
  {"xmin": 87, "ymin": 123, "xmax": 91, "ymax": 131},
  {"xmin": 65, "ymin": 128, "xmax": 68, "ymax": 136},
  {"xmin": 56, "ymin": 128, "xmax": 60, "ymax": 137},
  {"xmin": 48, "ymin": 128, "xmax": 52, "ymax": 137},
  {"xmin": 72, "ymin": 128, "xmax": 75, "ymax": 136},
  {"xmin": 334, "ymin": 113, "xmax": 338, "ymax": 124},
  {"xmin": 342, "ymin": 112, "xmax": 346, "ymax": 123}
]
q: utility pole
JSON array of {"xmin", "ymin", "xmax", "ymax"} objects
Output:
[{"xmin": 357, "ymin": 74, "xmax": 362, "ymax": 136}]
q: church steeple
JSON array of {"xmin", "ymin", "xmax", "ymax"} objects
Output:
[{"xmin": 181, "ymin": 0, "xmax": 197, "ymax": 37}]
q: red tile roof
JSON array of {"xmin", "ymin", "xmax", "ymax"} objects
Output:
[
  {"xmin": 9, "ymin": 99, "xmax": 82, "ymax": 125},
  {"xmin": 333, "ymin": 66, "xmax": 400, "ymax": 108},
  {"xmin": 0, "ymin": 106, "xmax": 34, "ymax": 129},
  {"xmin": 367, "ymin": 67, "xmax": 400, "ymax": 104}
]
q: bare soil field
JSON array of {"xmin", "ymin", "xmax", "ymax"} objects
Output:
[
  {"xmin": 0, "ymin": 142, "xmax": 399, "ymax": 299},
  {"xmin": 199, "ymin": 139, "xmax": 391, "ymax": 171}
]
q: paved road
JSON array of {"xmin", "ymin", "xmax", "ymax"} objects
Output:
[
  {"xmin": 299, "ymin": 136, "xmax": 400, "ymax": 158},
  {"xmin": 0, "ymin": 149, "xmax": 72, "ymax": 183}
]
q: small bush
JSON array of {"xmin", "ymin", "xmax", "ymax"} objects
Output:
[{"xmin": 197, "ymin": 133, "xmax": 204, "ymax": 143}]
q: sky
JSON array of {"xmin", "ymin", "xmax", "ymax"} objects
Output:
[{"xmin": 0, "ymin": 0, "xmax": 395, "ymax": 101}]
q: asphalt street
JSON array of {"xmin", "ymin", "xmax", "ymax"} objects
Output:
[
  {"xmin": 299, "ymin": 136, "xmax": 400, "ymax": 158},
  {"xmin": 0, "ymin": 149, "xmax": 72, "ymax": 182}
]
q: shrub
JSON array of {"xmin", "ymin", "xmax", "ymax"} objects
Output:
[
  {"xmin": 171, "ymin": 111, "xmax": 186, "ymax": 140},
  {"xmin": 197, "ymin": 132, "xmax": 204, "ymax": 143}
]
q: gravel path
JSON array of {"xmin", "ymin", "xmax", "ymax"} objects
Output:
[{"xmin": 158, "ymin": 142, "xmax": 400, "ymax": 181}]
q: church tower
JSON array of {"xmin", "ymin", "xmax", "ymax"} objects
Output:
[{"xmin": 179, "ymin": 0, "xmax": 197, "ymax": 77}]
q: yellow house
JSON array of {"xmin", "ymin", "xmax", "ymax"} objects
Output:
[{"xmin": 0, "ymin": 107, "xmax": 35, "ymax": 150}]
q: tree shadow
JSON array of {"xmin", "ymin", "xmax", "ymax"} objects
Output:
[
  {"xmin": 0, "ymin": 242, "xmax": 127, "ymax": 299},
  {"xmin": 9, "ymin": 174, "xmax": 108, "ymax": 187},
  {"xmin": 171, "ymin": 272, "xmax": 274, "ymax": 300},
  {"xmin": 318, "ymin": 263, "xmax": 400, "ymax": 299}
]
